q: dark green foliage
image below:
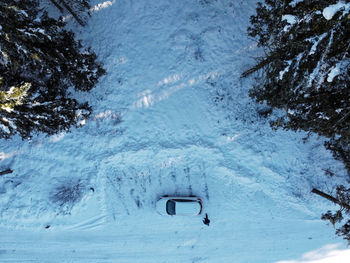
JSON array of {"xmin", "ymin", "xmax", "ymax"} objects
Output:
[
  {"xmin": 321, "ymin": 186, "xmax": 350, "ymax": 243},
  {"xmin": 245, "ymin": 0, "xmax": 350, "ymax": 243},
  {"xmin": 0, "ymin": 0, "xmax": 105, "ymax": 138},
  {"xmin": 245, "ymin": 0, "xmax": 350, "ymax": 170}
]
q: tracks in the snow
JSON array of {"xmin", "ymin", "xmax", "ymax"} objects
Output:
[{"xmin": 99, "ymin": 148, "xmax": 212, "ymax": 220}]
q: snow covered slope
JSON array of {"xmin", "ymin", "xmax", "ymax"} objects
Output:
[{"xmin": 0, "ymin": 0, "xmax": 349, "ymax": 262}]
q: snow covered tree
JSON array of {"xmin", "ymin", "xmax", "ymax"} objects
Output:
[
  {"xmin": 0, "ymin": 0, "xmax": 105, "ymax": 138},
  {"xmin": 49, "ymin": 0, "xmax": 91, "ymax": 26},
  {"xmin": 244, "ymin": 0, "xmax": 350, "ymax": 243},
  {"xmin": 244, "ymin": 0, "xmax": 350, "ymax": 170}
]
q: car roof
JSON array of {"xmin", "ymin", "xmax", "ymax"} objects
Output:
[{"xmin": 174, "ymin": 200, "xmax": 201, "ymax": 215}]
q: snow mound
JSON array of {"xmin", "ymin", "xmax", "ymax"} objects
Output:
[{"xmin": 322, "ymin": 2, "xmax": 350, "ymax": 20}]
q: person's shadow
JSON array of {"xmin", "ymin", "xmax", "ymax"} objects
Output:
[{"xmin": 203, "ymin": 213, "xmax": 210, "ymax": 226}]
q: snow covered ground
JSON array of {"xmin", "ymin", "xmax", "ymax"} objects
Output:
[{"xmin": 0, "ymin": 0, "xmax": 349, "ymax": 262}]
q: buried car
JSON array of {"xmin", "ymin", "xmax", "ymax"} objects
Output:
[{"xmin": 156, "ymin": 196, "xmax": 202, "ymax": 216}]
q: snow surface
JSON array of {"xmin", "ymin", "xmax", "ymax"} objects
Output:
[
  {"xmin": 282, "ymin": 15, "xmax": 297, "ymax": 24},
  {"xmin": 308, "ymin": 33, "xmax": 327, "ymax": 56},
  {"xmin": 322, "ymin": 1, "xmax": 350, "ymax": 20},
  {"xmin": 289, "ymin": 0, "xmax": 304, "ymax": 8},
  {"xmin": 282, "ymin": 15, "xmax": 297, "ymax": 32},
  {"xmin": 327, "ymin": 64, "xmax": 340, "ymax": 82},
  {"xmin": 1, "ymin": 0, "xmax": 349, "ymax": 262},
  {"xmin": 279, "ymin": 60, "xmax": 292, "ymax": 80}
]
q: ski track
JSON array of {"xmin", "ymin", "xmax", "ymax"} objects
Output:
[{"xmin": 0, "ymin": 0, "xmax": 348, "ymax": 262}]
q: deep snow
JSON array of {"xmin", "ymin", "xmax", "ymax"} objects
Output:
[{"xmin": 0, "ymin": 0, "xmax": 349, "ymax": 262}]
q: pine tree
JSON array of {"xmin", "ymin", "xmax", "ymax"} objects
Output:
[
  {"xmin": 245, "ymin": 1, "xmax": 350, "ymax": 169},
  {"xmin": 319, "ymin": 186, "xmax": 350, "ymax": 244},
  {"xmin": 0, "ymin": 0, "xmax": 105, "ymax": 138},
  {"xmin": 244, "ymin": 0, "xmax": 350, "ymax": 243}
]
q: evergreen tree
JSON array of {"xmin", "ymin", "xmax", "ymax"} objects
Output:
[
  {"xmin": 245, "ymin": 0, "xmax": 350, "ymax": 171},
  {"xmin": 320, "ymin": 186, "xmax": 350, "ymax": 244},
  {"xmin": 0, "ymin": 0, "xmax": 105, "ymax": 138},
  {"xmin": 244, "ymin": 0, "xmax": 350, "ymax": 243}
]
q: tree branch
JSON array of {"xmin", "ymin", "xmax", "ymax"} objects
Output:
[
  {"xmin": 241, "ymin": 53, "xmax": 278, "ymax": 78},
  {"xmin": 0, "ymin": 169, "xmax": 13, "ymax": 176},
  {"xmin": 312, "ymin": 188, "xmax": 350, "ymax": 210}
]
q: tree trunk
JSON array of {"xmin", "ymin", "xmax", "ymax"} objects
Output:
[
  {"xmin": 242, "ymin": 57, "xmax": 271, "ymax": 78},
  {"xmin": 58, "ymin": 0, "xmax": 86, "ymax": 26},
  {"xmin": 49, "ymin": 0, "xmax": 64, "ymax": 13},
  {"xmin": 0, "ymin": 169, "xmax": 13, "ymax": 176},
  {"xmin": 311, "ymin": 188, "xmax": 350, "ymax": 210}
]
